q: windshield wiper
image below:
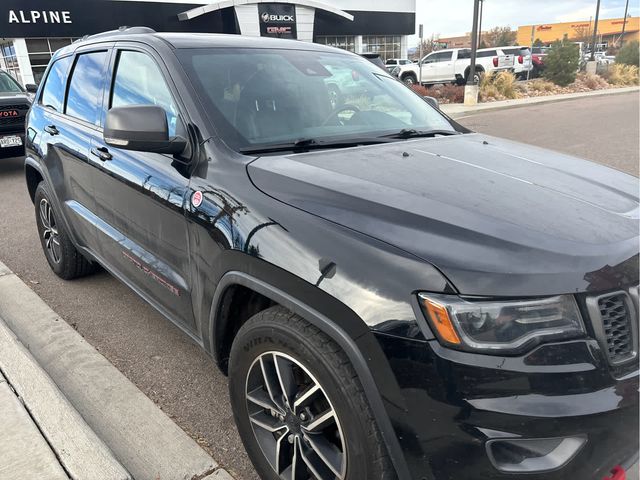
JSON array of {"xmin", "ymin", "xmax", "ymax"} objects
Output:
[
  {"xmin": 239, "ymin": 137, "xmax": 393, "ymax": 155},
  {"xmin": 380, "ymin": 129, "xmax": 462, "ymax": 139}
]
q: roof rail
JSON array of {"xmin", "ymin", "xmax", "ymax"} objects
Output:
[{"xmin": 74, "ymin": 26, "xmax": 156, "ymax": 43}]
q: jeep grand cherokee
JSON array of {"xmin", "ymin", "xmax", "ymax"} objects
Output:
[{"xmin": 24, "ymin": 27, "xmax": 639, "ymax": 480}]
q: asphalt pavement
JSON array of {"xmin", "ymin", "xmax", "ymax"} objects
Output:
[{"xmin": 0, "ymin": 92, "xmax": 638, "ymax": 480}]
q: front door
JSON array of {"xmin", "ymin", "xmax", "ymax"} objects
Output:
[{"xmin": 89, "ymin": 46, "xmax": 196, "ymax": 332}]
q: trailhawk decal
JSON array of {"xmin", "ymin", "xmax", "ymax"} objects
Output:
[{"xmin": 121, "ymin": 250, "xmax": 180, "ymax": 296}]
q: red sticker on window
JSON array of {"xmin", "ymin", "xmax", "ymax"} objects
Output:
[{"xmin": 191, "ymin": 191, "xmax": 203, "ymax": 208}]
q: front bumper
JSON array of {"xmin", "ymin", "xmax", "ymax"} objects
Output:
[{"xmin": 375, "ymin": 333, "xmax": 639, "ymax": 480}]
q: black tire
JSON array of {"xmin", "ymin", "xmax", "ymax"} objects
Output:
[
  {"xmin": 34, "ymin": 182, "xmax": 97, "ymax": 280},
  {"xmin": 229, "ymin": 306, "xmax": 395, "ymax": 480},
  {"xmin": 402, "ymin": 74, "xmax": 417, "ymax": 86},
  {"xmin": 463, "ymin": 67, "xmax": 484, "ymax": 85}
]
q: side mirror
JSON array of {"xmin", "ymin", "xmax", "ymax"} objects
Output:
[
  {"xmin": 104, "ymin": 105, "xmax": 186, "ymax": 154},
  {"xmin": 423, "ymin": 96, "xmax": 439, "ymax": 110},
  {"xmin": 25, "ymin": 83, "xmax": 38, "ymax": 93}
]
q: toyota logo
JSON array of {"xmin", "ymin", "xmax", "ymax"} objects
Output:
[{"xmin": 261, "ymin": 12, "xmax": 270, "ymax": 23}]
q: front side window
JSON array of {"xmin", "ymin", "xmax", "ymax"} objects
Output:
[
  {"xmin": 0, "ymin": 71, "xmax": 24, "ymax": 93},
  {"xmin": 111, "ymin": 50, "xmax": 178, "ymax": 136},
  {"xmin": 436, "ymin": 51, "xmax": 453, "ymax": 62},
  {"xmin": 40, "ymin": 56, "xmax": 73, "ymax": 112},
  {"xmin": 65, "ymin": 51, "xmax": 109, "ymax": 124},
  {"xmin": 178, "ymin": 48, "xmax": 456, "ymax": 152}
]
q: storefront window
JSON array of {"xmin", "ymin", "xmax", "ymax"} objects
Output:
[
  {"xmin": 315, "ymin": 36, "xmax": 355, "ymax": 52},
  {"xmin": 26, "ymin": 38, "xmax": 76, "ymax": 83},
  {"xmin": 362, "ymin": 35, "xmax": 402, "ymax": 61},
  {"xmin": 0, "ymin": 41, "xmax": 21, "ymax": 83}
]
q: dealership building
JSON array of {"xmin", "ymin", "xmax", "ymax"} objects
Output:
[{"xmin": 0, "ymin": 0, "xmax": 415, "ymax": 85}]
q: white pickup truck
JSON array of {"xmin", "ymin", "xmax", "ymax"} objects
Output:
[{"xmin": 392, "ymin": 47, "xmax": 515, "ymax": 86}]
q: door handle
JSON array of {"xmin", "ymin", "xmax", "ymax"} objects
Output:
[
  {"xmin": 90, "ymin": 146, "xmax": 112, "ymax": 161},
  {"xmin": 44, "ymin": 125, "xmax": 59, "ymax": 136}
]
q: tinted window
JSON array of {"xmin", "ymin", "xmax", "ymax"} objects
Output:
[
  {"xmin": 435, "ymin": 51, "xmax": 453, "ymax": 62},
  {"xmin": 40, "ymin": 56, "xmax": 72, "ymax": 112},
  {"xmin": 66, "ymin": 51, "xmax": 108, "ymax": 125},
  {"xmin": 111, "ymin": 50, "xmax": 178, "ymax": 136},
  {"xmin": 477, "ymin": 50, "xmax": 497, "ymax": 58}
]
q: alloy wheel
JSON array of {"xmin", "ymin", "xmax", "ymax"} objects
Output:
[
  {"xmin": 245, "ymin": 351, "xmax": 347, "ymax": 480},
  {"xmin": 39, "ymin": 198, "xmax": 61, "ymax": 264}
]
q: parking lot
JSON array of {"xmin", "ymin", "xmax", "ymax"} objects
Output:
[{"xmin": 0, "ymin": 92, "xmax": 638, "ymax": 479}]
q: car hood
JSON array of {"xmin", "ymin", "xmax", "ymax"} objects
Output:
[
  {"xmin": 0, "ymin": 91, "xmax": 30, "ymax": 101},
  {"xmin": 247, "ymin": 133, "xmax": 639, "ymax": 296}
]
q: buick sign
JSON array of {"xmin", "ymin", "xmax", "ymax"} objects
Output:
[{"xmin": 258, "ymin": 4, "xmax": 297, "ymax": 39}]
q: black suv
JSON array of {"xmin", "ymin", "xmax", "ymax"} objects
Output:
[
  {"xmin": 25, "ymin": 28, "xmax": 639, "ymax": 480},
  {"xmin": 0, "ymin": 70, "xmax": 35, "ymax": 158}
]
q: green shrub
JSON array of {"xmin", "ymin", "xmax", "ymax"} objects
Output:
[
  {"xmin": 544, "ymin": 38, "xmax": 580, "ymax": 86},
  {"xmin": 615, "ymin": 41, "xmax": 640, "ymax": 67}
]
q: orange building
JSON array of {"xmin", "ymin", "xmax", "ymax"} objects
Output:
[{"xmin": 517, "ymin": 17, "xmax": 640, "ymax": 47}]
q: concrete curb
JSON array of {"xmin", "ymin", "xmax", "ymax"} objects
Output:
[
  {"xmin": 441, "ymin": 86, "xmax": 640, "ymax": 118},
  {"xmin": 0, "ymin": 261, "xmax": 232, "ymax": 480},
  {"xmin": 0, "ymin": 316, "xmax": 131, "ymax": 480}
]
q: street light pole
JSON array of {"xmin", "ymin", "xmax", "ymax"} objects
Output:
[
  {"xmin": 620, "ymin": 0, "xmax": 630, "ymax": 46},
  {"xmin": 464, "ymin": 0, "xmax": 481, "ymax": 105},
  {"xmin": 477, "ymin": 0, "xmax": 484, "ymax": 48},
  {"xmin": 590, "ymin": 0, "xmax": 601, "ymax": 61}
]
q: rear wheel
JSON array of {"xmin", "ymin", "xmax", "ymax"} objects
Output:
[
  {"xmin": 463, "ymin": 68, "xmax": 484, "ymax": 85},
  {"xmin": 34, "ymin": 182, "xmax": 96, "ymax": 280},
  {"xmin": 228, "ymin": 307, "xmax": 395, "ymax": 480}
]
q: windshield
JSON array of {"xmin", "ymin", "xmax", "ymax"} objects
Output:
[
  {"xmin": 0, "ymin": 71, "xmax": 24, "ymax": 93},
  {"xmin": 177, "ymin": 48, "xmax": 456, "ymax": 152}
]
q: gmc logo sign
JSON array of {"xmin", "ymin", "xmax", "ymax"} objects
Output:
[{"xmin": 0, "ymin": 110, "xmax": 19, "ymax": 117}]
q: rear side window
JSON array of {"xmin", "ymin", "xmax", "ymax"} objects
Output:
[
  {"xmin": 111, "ymin": 50, "xmax": 178, "ymax": 136},
  {"xmin": 477, "ymin": 50, "xmax": 497, "ymax": 58},
  {"xmin": 65, "ymin": 51, "xmax": 109, "ymax": 125},
  {"xmin": 40, "ymin": 56, "xmax": 72, "ymax": 112}
]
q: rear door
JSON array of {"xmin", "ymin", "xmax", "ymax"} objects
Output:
[
  {"xmin": 89, "ymin": 45, "xmax": 196, "ymax": 332},
  {"xmin": 34, "ymin": 47, "xmax": 111, "ymax": 252}
]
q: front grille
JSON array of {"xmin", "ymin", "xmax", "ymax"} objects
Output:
[
  {"xmin": 598, "ymin": 293, "xmax": 633, "ymax": 364},
  {"xmin": 0, "ymin": 116, "xmax": 23, "ymax": 126},
  {"xmin": 585, "ymin": 289, "xmax": 638, "ymax": 367}
]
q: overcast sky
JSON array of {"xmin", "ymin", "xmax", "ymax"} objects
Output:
[{"xmin": 414, "ymin": 0, "xmax": 639, "ymax": 40}]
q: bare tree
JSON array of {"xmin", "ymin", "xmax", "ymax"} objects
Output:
[
  {"xmin": 572, "ymin": 25, "xmax": 592, "ymax": 45},
  {"xmin": 482, "ymin": 26, "xmax": 517, "ymax": 47}
]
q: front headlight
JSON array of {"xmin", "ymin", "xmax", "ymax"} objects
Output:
[
  {"xmin": 418, "ymin": 293, "xmax": 585, "ymax": 354},
  {"xmin": 391, "ymin": 66, "xmax": 401, "ymax": 77}
]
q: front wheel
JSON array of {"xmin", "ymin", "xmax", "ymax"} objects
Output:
[
  {"xmin": 228, "ymin": 307, "xmax": 395, "ymax": 480},
  {"xmin": 34, "ymin": 182, "xmax": 96, "ymax": 280},
  {"xmin": 402, "ymin": 74, "xmax": 417, "ymax": 86}
]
